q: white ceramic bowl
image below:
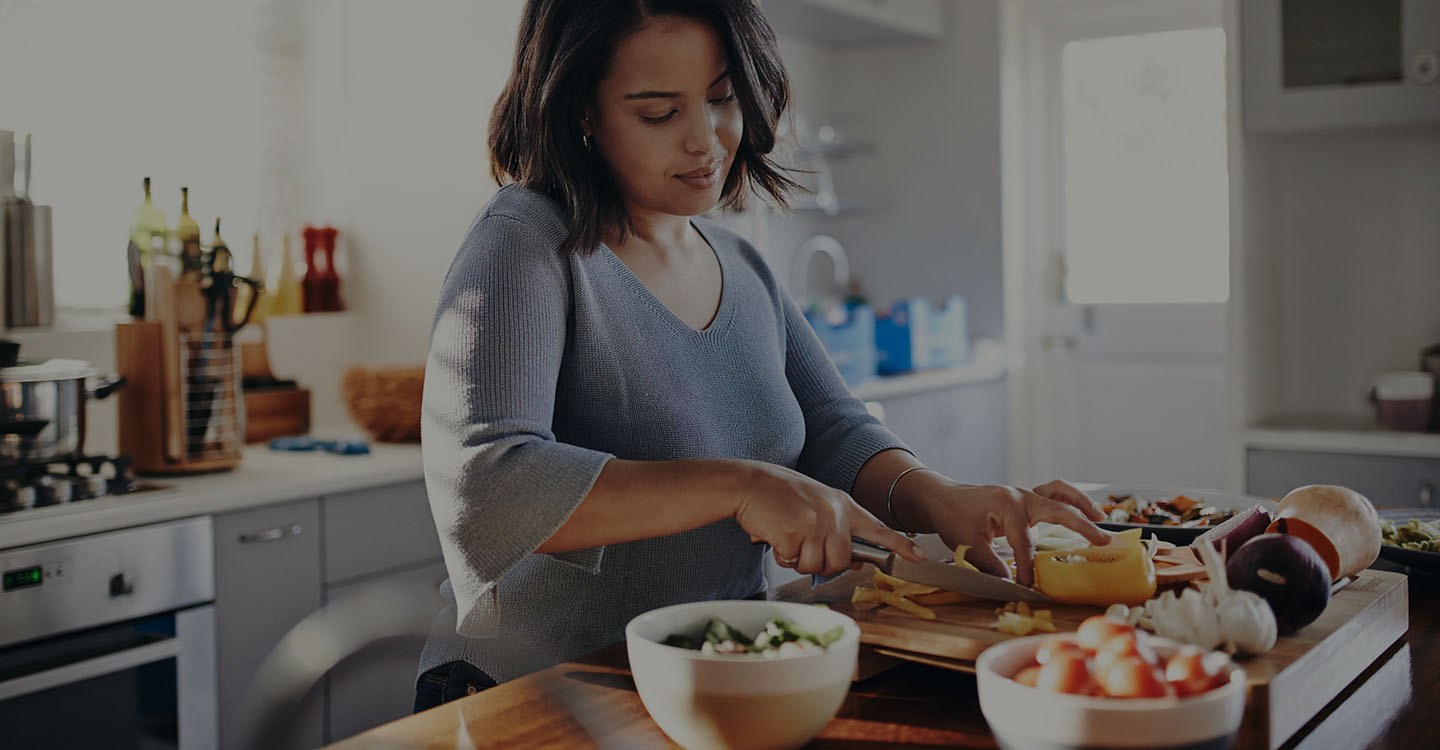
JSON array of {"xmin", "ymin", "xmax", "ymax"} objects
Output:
[
  {"xmin": 625, "ymin": 600, "xmax": 860, "ymax": 750},
  {"xmin": 976, "ymin": 633, "xmax": 1247, "ymax": 750}
]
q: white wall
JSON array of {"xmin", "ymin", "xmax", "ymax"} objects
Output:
[
  {"xmin": 300, "ymin": 3, "xmax": 848, "ymax": 366},
  {"xmin": 0, "ymin": 0, "xmax": 266, "ymax": 311},
  {"xmin": 1248, "ymin": 125, "xmax": 1440, "ymax": 422},
  {"xmin": 296, "ymin": 0, "xmax": 525, "ymax": 369},
  {"xmin": 303, "ymin": 3, "xmax": 846, "ymax": 366}
]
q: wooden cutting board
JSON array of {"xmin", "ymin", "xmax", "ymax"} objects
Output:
[{"xmin": 780, "ymin": 567, "xmax": 1408, "ymax": 750}]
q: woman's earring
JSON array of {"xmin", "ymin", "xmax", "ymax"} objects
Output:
[{"xmin": 582, "ymin": 132, "xmax": 592, "ymax": 152}]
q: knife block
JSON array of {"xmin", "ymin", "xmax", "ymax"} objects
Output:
[{"xmin": 117, "ymin": 321, "xmax": 243, "ymax": 474}]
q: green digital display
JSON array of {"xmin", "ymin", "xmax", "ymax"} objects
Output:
[{"xmin": 3, "ymin": 566, "xmax": 42, "ymax": 591}]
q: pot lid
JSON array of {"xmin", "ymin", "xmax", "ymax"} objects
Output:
[{"xmin": 0, "ymin": 358, "xmax": 98, "ymax": 383}]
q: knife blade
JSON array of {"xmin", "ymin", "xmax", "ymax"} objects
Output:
[{"xmin": 851, "ymin": 539, "xmax": 1050, "ymax": 603}]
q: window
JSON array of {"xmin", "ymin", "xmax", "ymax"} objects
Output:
[{"xmin": 1061, "ymin": 27, "xmax": 1230, "ymax": 304}]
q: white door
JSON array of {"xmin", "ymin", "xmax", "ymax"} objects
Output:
[{"xmin": 1005, "ymin": 0, "xmax": 1234, "ymax": 490}]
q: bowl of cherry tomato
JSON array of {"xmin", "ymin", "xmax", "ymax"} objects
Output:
[{"xmin": 975, "ymin": 615, "xmax": 1246, "ymax": 750}]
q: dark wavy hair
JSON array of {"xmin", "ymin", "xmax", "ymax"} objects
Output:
[{"xmin": 489, "ymin": 0, "xmax": 802, "ymax": 256}]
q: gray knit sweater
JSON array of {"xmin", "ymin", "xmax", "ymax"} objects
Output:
[{"xmin": 418, "ymin": 184, "xmax": 906, "ymax": 682}]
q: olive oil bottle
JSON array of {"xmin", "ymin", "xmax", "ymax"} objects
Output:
[{"xmin": 176, "ymin": 187, "xmax": 202, "ymax": 275}]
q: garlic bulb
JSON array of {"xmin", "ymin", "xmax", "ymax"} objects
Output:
[
  {"xmin": 1212, "ymin": 588, "xmax": 1277, "ymax": 654},
  {"xmin": 1127, "ymin": 538, "xmax": 1277, "ymax": 655}
]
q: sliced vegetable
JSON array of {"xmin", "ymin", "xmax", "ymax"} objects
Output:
[
  {"xmin": 1010, "ymin": 632, "xmax": 1231, "ymax": 699},
  {"xmin": 1382, "ymin": 518, "xmax": 1440, "ymax": 551},
  {"xmin": 1164, "ymin": 645, "xmax": 1230, "ymax": 697},
  {"xmin": 1226, "ymin": 533, "xmax": 1331, "ymax": 635},
  {"xmin": 993, "ymin": 601, "xmax": 1058, "ymax": 635},
  {"xmin": 1092, "ymin": 631, "xmax": 1157, "ymax": 685},
  {"xmin": 1014, "ymin": 664, "xmax": 1043, "ymax": 687},
  {"xmin": 1036, "ymin": 649, "xmax": 1099, "ymax": 695},
  {"xmin": 1036, "ymin": 636, "xmax": 1086, "ymax": 665},
  {"xmin": 1196, "ymin": 505, "xmax": 1273, "ymax": 560},
  {"xmin": 1076, "ymin": 614, "xmax": 1134, "ymax": 650},
  {"xmin": 1033, "ymin": 529, "xmax": 1157, "ymax": 607},
  {"xmin": 704, "ymin": 618, "xmax": 752, "ymax": 649},
  {"xmin": 1098, "ymin": 655, "xmax": 1173, "ymax": 699},
  {"xmin": 666, "ymin": 616, "xmax": 843, "ymax": 656},
  {"xmin": 1266, "ymin": 485, "xmax": 1381, "ymax": 581}
]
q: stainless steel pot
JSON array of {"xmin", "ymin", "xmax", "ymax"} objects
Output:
[{"xmin": 1, "ymin": 358, "xmax": 124, "ymax": 461}]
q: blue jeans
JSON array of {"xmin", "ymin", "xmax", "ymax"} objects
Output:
[{"xmin": 413, "ymin": 660, "xmax": 497, "ymax": 713}]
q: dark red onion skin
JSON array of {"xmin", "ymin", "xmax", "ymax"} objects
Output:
[
  {"xmin": 1198, "ymin": 505, "xmax": 1273, "ymax": 559},
  {"xmin": 1226, "ymin": 533, "xmax": 1331, "ymax": 635}
]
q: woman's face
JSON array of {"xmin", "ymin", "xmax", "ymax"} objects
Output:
[{"xmin": 590, "ymin": 15, "xmax": 743, "ymax": 221}]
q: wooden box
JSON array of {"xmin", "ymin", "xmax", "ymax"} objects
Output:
[{"xmin": 243, "ymin": 387, "xmax": 311, "ymax": 443}]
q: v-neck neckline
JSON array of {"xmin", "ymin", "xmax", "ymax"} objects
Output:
[{"xmin": 601, "ymin": 219, "xmax": 733, "ymax": 337}]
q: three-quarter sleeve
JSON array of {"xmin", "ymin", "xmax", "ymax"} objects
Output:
[
  {"xmin": 781, "ymin": 293, "xmax": 910, "ymax": 492},
  {"xmin": 422, "ymin": 212, "xmax": 613, "ymax": 639}
]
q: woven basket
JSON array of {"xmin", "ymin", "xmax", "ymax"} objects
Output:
[{"xmin": 342, "ymin": 366, "xmax": 424, "ymax": 443}]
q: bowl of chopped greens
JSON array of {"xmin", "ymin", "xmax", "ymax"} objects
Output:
[
  {"xmin": 1377, "ymin": 508, "xmax": 1440, "ymax": 575},
  {"xmin": 625, "ymin": 600, "xmax": 860, "ymax": 750}
]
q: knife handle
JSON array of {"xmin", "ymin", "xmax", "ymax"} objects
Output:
[{"xmin": 850, "ymin": 538, "xmax": 895, "ymax": 572}]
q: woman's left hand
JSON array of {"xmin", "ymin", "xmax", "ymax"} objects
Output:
[{"xmin": 897, "ymin": 476, "xmax": 1110, "ymax": 587}]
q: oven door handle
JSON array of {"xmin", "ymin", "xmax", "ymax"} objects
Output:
[{"xmin": 0, "ymin": 636, "xmax": 180, "ymax": 701}]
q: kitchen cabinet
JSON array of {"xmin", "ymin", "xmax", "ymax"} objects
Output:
[
  {"xmin": 878, "ymin": 378, "xmax": 1008, "ymax": 485},
  {"xmin": 214, "ymin": 498, "xmax": 325, "ymax": 750},
  {"xmin": 324, "ymin": 561, "xmax": 448, "ymax": 743},
  {"xmin": 763, "ymin": 0, "xmax": 946, "ymax": 44},
  {"xmin": 320, "ymin": 479, "xmax": 446, "ymax": 742},
  {"xmin": 1242, "ymin": 0, "xmax": 1440, "ymax": 131},
  {"xmin": 1247, "ymin": 448, "xmax": 1440, "ymax": 507},
  {"xmin": 322, "ymin": 479, "xmax": 442, "ymax": 584},
  {"xmin": 213, "ymin": 480, "xmax": 446, "ymax": 747}
]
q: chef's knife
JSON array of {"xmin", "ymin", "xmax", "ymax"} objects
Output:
[{"xmin": 850, "ymin": 539, "xmax": 1050, "ymax": 603}]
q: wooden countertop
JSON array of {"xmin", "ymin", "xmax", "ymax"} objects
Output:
[{"xmin": 330, "ymin": 564, "xmax": 1439, "ymax": 750}]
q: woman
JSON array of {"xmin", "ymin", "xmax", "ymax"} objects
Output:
[{"xmin": 415, "ymin": 0, "xmax": 1108, "ymax": 711}]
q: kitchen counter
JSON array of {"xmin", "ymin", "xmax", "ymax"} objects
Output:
[
  {"xmin": 1247, "ymin": 417, "xmax": 1440, "ymax": 459},
  {"xmin": 0, "ymin": 443, "xmax": 423, "ymax": 550},
  {"xmin": 329, "ymin": 566, "xmax": 1438, "ymax": 750},
  {"xmin": 848, "ymin": 339, "xmax": 1006, "ymax": 402}
]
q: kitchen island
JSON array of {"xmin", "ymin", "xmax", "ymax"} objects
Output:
[{"xmin": 329, "ymin": 564, "xmax": 1436, "ymax": 750}]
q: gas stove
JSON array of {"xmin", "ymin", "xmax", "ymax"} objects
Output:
[{"xmin": 0, "ymin": 453, "xmax": 142, "ymax": 513}]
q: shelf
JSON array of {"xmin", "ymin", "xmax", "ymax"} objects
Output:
[
  {"xmin": 849, "ymin": 340, "xmax": 1007, "ymax": 402},
  {"xmin": 1246, "ymin": 416, "xmax": 1440, "ymax": 459}
]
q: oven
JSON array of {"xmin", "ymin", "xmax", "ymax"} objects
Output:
[{"xmin": 0, "ymin": 516, "xmax": 215, "ymax": 750}]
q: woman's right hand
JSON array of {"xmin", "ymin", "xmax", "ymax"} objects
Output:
[{"xmin": 733, "ymin": 461, "xmax": 926, "ymax": 577}]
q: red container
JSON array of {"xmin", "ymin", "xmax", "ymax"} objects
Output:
[
  {"xmin": 1377, "ymin": 398, "xmax": 1433, "ymax": 432},
  {"xmin": 1373, "ymin": 371, "xmax": 1435, "ymax": 432}
]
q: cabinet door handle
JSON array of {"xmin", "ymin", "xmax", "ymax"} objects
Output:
[
  {"xmin": 239, "ymin": 523, "xmax": 303, "ymax": 544},
  {"xmin": 1421, "ymin": 482, "xmax": 1434, "ymax": 508}
]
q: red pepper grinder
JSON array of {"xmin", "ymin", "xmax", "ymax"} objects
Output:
[
  {"xmin": 319, "ymin": 226, "xmax": 343, "ymax": 311},
  {"xmin": 301, "ymin": 225, "xmax": 324, "ymax": 313}
]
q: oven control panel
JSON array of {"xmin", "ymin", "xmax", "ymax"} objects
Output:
[{"xmin": 0, "ymin": 516, "xmax": 214, "ymax": 649}]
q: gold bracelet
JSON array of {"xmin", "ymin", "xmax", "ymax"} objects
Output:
[{"xmin": 886, "ymin": 466, "xmax": 935, "ymax": 537}]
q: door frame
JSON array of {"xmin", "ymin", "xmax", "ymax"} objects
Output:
[{"xmin": 1001, "ymin": 0, "xmax": 1247, "ymax": 489}]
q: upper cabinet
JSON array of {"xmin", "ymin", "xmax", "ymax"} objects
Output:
[
  {"xmin": 1243, "ymin": 0, "xmax": 1440, "ymax": 131},
  {"xmin": 764, "ymin": 0, "xmax": 946, "ymax": 44}
]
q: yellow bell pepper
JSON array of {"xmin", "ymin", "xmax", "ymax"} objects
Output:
[{"xmin": 1033, "ymin": 528, "xmax": 1157, "ymax": 606}]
